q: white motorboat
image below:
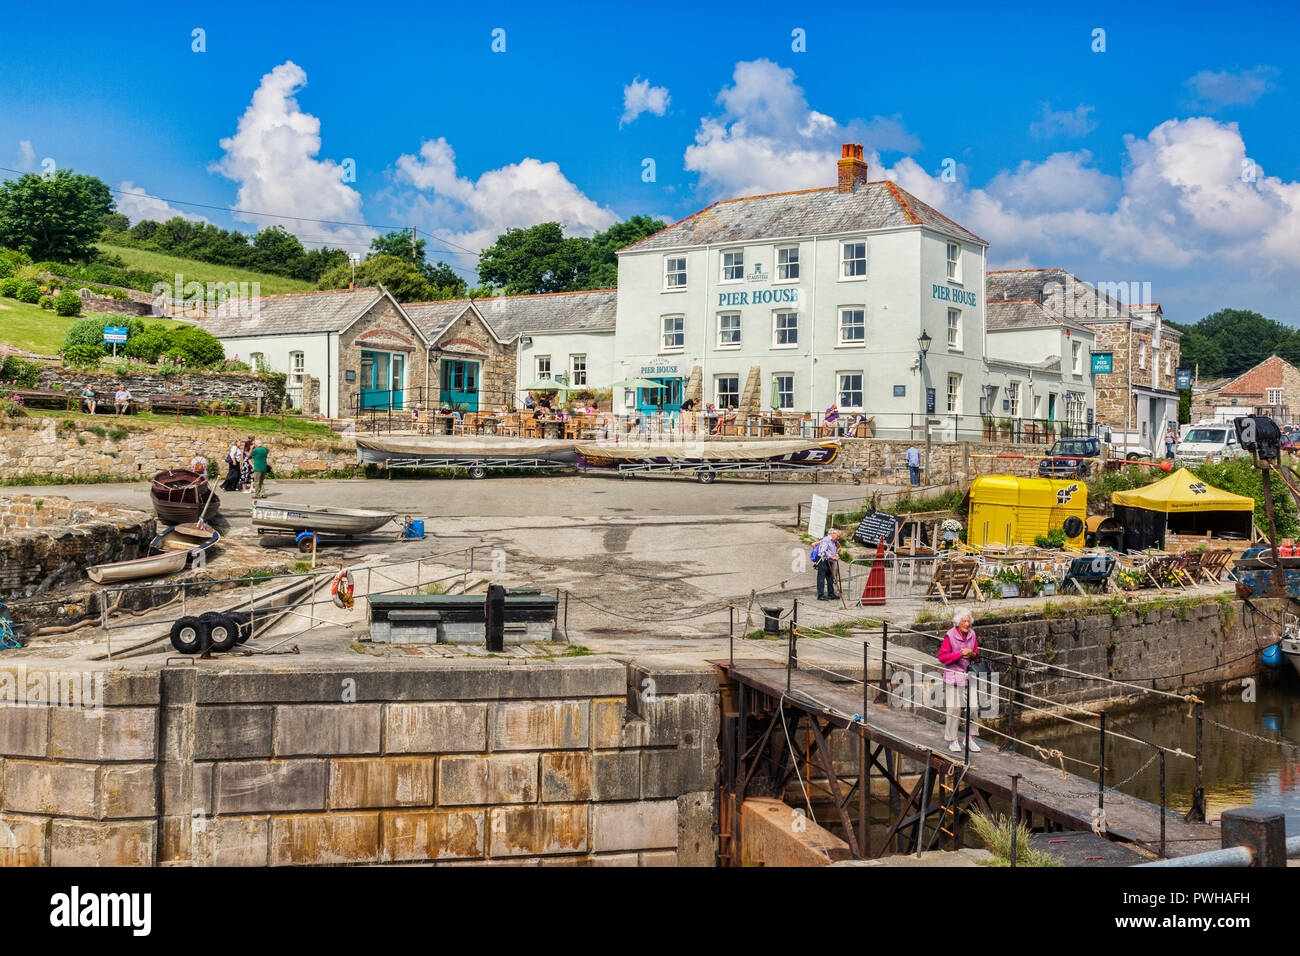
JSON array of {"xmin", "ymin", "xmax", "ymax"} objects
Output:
[{"xmin": 252, "ymin": 502, "xmax": 397, "ymax": 537}]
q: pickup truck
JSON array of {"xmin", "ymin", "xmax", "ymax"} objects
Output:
[{"xmin": 1038, "ymin": 437, "xmax": 1103, "ymax": 478}]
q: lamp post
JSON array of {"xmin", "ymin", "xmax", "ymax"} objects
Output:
[{"xmin": 919, "ymin": 330, "xmax": 932, "ymax": 480}]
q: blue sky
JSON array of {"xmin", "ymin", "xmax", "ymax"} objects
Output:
[{"xmin": 2, "ymin": 0, "xmax": 1297, "ymax": 322}]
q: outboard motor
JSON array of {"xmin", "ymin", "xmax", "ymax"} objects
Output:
[{"xmin": 1234, "ymin": 415, "xmax": 1281, "ymax": 462}]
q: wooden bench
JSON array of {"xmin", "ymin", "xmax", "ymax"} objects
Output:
[
  {"xmin": 11, "ymin": 388, "xmax": 74, "ymax": 410},
  {"xmin": 147, "ymin": 394, "xmax": 200, "ymax": 415}
]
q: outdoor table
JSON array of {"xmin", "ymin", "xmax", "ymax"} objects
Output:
[
  {"xmin": 475, "ymin": 417, "xmax": 499, "ymax": 435},
  {"xmin": 539, "ymin": 419, "xmax": 564, "ymax": 439},
  {"xmin": 432, "ymin": 414, "xmax": 456, "ymax": 435}
]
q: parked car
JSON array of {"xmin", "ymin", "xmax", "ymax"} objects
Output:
[
  {"xmin": 1176, "ymin": 421, "xmax": 1247, "ymax": 463},
  {"xmin": 1038, "ymin": 437, "xmax": 1102, "ymax": 478}
]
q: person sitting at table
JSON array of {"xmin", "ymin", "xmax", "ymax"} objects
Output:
[
  {"xmin": 557, "ymin": 407, "xmax": 569, "ymax": 422},
  {"xmin": 824, "ymin": 403, "xmax": 840, "ymax": 434},
  {"xmin": 80, "ymin": 385, "xmax": 97, "ymax": 414},
  {"xmin": 411, "ymin": 402, "xmax": 426, "ymax": 433},
  {"xmin": 524, "ymin": 393, "xmax": 536, "ymax": 411},
  {"xmin": 681, "ymin": 397, "xmax": 697, "ymax": 412},
  {"xmin": 532, "ymin": 405, "xmax": 547, "ymax": 421},
  {"xmin": 114, "ymin": 384, "xmax": 133, "ymax": 415}
]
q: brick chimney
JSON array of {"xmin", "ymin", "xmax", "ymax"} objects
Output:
[{"xmin": 837, "ymin": 143, "xmax": 869, "ymax": 194}]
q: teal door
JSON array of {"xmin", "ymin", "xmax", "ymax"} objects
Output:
[
  {"xmin": 360, "ymin": 350, "xmax": 390, "ymax": 409},
  {"xmin": 391, "ymin": 354, "xmax": 405, "ymax": 410},
  {"xmin": 637, "ymin": 377, "xmax": 682, "ymax": 413},
  {"xmin": 441, "ymin": 359, "xmax": 479, "ymax": 411}
]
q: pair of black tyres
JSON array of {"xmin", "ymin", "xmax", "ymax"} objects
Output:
[{"xmin": 170, "ymin": 611, "xmax": 251, "ymax": 654}]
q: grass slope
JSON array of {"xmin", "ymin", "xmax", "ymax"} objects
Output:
[
  {"xmin": 97, "ymin": 243, "xmax": 317, "ymax": 295},
  {"xmin": 0, "ymin": 299, "xmax": 179, "ymax": 355}
]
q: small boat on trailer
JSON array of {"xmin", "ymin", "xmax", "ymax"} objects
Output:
[
  {"xmin": 356, "ymin": 436, "xmax": 578, "ymax": 478},
  {"xmin": 151, "ymin": 469, "xmax": 221, "ymax": 524},
  {"xmin": 576, "ymin": 439, "xmax": 840, "ymax": 483},
  {"xmin": 252, "ymin": 503, "xmax": 397, "ymax": 549},
  {"xmin": 87, "ymin": 548, "xmax": 189, "ymax": 584}
]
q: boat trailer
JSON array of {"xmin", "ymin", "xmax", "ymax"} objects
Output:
[{"xmin": 382, "ymin": 455, "xmax": 572, "ymax": 479}]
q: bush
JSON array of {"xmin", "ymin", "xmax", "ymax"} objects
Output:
[
  {"xmin": 0, "ymin": 354, "xmax": 42, "ymax": 387},
  {"xmin": 38, "ymin": 295, "xmax": 54, "ymax": 310},
  {"xmin": 1034, "ymin": 528, "xmax": 1067, "ymax": 549},
  {"xmin": 0, "ymin": 277, "xmax": 17, "ymax": 297},
  {"xmin": 165, "ymin": 325, "xmax": 224, "ymax": 366},
  {"xmin": 53, "ymin": 290, "xmax": 82, "ymax": 316},
  {"xmin": 62, "ymin": 344, "xmax": 105, "ymax": 367},
  {"xmin": 0, "ymin": 398, "xmax": 26, "ymax": 419},
  {"xmin": 122, "ymin": 324, "xmax": 172, "ymax": 363},
  {"xmin": 0, "ymin": 248, "xmax": 32, "ymax": 269},
  {"xmin": 62, "ymin": 315, "xmax": 144, "ymax": 352},
  {"xmin": 0, "ymin": 258, "xmax": 11, "ymax": 280},
  {"xmin": 14, "ymin": 281, "xmax": 40, "ymax": 303}
]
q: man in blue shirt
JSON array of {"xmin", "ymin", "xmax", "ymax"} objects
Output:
[
  {"xmin": 906, "ymin": 446, "xmax": 922, "ymax": 486},
  {"xmin": 814, "ymin": 529, "xmax": 841, "ymax": 601}
]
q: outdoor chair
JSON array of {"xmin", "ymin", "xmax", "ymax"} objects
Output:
[
  {"xmin": 1140, "ymin": 554, "xmax": 1187, "ymax": 591},
  {"xmin": 925, "ymin": 556, "xmax": 982, "ymax": 604},
  {"xmin": 1061, "ymin": 554, "xmax": 1117, "ymax": 595},
  {"xmin": 1200, "ymin": 548, "xmax": 1236, "ymax": 583},
  {"xmin": 1175, "ymin": 549, "xmax": 1208, "ymax": 585}
]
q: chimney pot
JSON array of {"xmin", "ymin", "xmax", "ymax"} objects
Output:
[{"xmin": 837, "ymin": 142, "xmax": 869, "ymax": 194}]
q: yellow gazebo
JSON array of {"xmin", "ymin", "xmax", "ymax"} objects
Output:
[{"xmin": 1110, "ymin": 468, "xmax": 1254, "ymax": 549}]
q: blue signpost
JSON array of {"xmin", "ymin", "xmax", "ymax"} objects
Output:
[
  {"xmin": 1091, "ymin": 352, "xmax": 1113, "ymax": 374},
  {"xmin": 1176, "ymin": 369, "xmax": 1192, "ymax": 390},
  {"xmin": 103, "ymin": 326, "xmax": 128, "ymax": 357}
]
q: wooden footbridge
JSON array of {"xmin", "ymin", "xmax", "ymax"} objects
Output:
[{"xmin": 716, "ymin": 652, "xmax": 1221, "ymax": 864}]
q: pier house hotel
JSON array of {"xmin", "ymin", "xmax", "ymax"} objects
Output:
[{"xmin": 612, "ymin": 145, "xmax": 993, "ymax": 436}]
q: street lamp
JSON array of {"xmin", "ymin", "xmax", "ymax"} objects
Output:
[{"xmin": 918, "ymin": 330, "xmax": 932, "ymax": 366}]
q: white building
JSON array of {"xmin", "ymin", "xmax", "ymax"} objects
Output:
[
  {"xmin": 478, "ymin": 290, "xmax": 617, "ymax": 402},
  {"xmin": 612, "ymin": 144, "xmax": 989, "ymax": 436}
]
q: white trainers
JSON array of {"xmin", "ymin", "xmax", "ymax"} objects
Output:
[
  {"xmin": 967, "ymin": 738, "xmax": 981, "ymax": 753},
  {"xmin": 948, "ymin": 740, "xmax": 962, "ymax": 753}
]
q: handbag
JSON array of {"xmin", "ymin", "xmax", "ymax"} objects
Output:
[{"xmin": 966, "ymin": 656, "xmax": 993, "ymax": 709}]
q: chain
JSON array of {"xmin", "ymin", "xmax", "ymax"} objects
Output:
[
  {"xmin": 1207, "ymin": 717, "xmax": 1300, "ymax": 752},
  {"xmin": 1021, "ymin": 748, "xmax": 1160, "ymax": 799}
]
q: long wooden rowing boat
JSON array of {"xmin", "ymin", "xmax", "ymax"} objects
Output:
[
  {"xmin": 151, "ymin": 469, "xmax": 221, "ymax": 524},
  {"xmin": 87, "ymin": 548, "xmax": 189, "ymax": 584}
]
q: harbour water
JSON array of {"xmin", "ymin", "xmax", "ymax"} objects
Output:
[{"xmin": 1018, "ymin": 670, "xmax": 1300, "ymax": 834}]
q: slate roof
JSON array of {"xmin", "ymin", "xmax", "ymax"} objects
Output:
[
  {"xmin": 986, "ymin": 269, "xmax": 1177, "ymax": 335},
  {"xmin": 986, "ymin": 298, "xmax": 1069, "ymax": 331},
  {"xmin": 620, "ymin": 182, "xmax": 985, "ymax": 253},
  {"xmin": 404, "ymin": 289, "xmax": 617, "ymax": 344},
  {"xmin": 205, "ymin": 287, "xmax": 386, "ymax": 338}
]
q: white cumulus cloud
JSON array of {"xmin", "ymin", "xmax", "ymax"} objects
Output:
[
  {"xmin": 620, "ymin": 77, "xmax": 671, "ymax": 127},
  {"xmin": 114, "ymin": 182, "xmax": 209, "ymax": 225},
  {"xmin": 683, "ymin": 59, "xmax": 920, "ymax": 200},
  {"xmin": 1186, "ymin": 66, "xmax": 1277, "ymax": 108},
  {"xmin": 392, "ymin": 137, "xmax": 618, "ymax": 262},
  {"xmin": 211, "ymin": 61, "xmax": 372, "ymax": 249},
  {"xmin": 15, "ymin": 141, "xmax": 36, "ymax": 172}
]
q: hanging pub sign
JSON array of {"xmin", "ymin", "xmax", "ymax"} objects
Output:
[
  {"xmin": 1176, "ymin": 369, "xmax": 1192, "ymax": 390},
  {"xmin": 1091, "ymin": 352, "xmax": 1113, "ymax": 374}
]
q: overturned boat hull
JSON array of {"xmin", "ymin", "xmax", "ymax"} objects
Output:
[
  {"xmin": 356, "ymin": 435, "xmax": 579, "ymax": 466},
  {"xmin": 575, "ymin": 439, "xmax": 840, "ymax": 469},
  {"xmin": 87, "ymin": 548, "xmax": 189, "ymax": 584},
  {"xmin": 252, "ymin": 503, "xmax": 397, "ymax": 536}
]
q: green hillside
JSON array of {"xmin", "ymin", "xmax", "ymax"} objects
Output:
[
  {"xmin": 97, "ymin": 243, "xmax": 317, "ymax": 295},
  {"xmin": 0, "ymin": 299, "xmax": 184, "ymax": 356}
]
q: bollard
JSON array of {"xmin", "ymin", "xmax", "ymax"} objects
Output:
[
  {"xmin": 485, "ymin": 584, "xmax": 505, "ymax": 652},
  {"xmin": 1221, "ymin": 807, "xmax": 1287, "ymax": 866},
  {"xmin": 1189, "ymin": 701, "xmax": 1206, "ymax": 823}
]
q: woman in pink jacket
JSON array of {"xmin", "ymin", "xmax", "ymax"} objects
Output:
[{"xmin": 937, "ymin": 607, "xmax": 981, "ymax": 753}]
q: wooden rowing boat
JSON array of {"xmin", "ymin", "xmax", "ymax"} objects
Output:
[
  {"xmin": 151, "ymin": 524, "xmax": 220, "ymax": 561},
  {"xmin": 87, "ymin": 549, "xmax": 189, "ymax": 584},
  {"xmin": 150, "ymin": 469, "xmax": 221, "ymax": 525}
]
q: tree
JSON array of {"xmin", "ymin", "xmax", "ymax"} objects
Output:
[
  {"xmin": 583, "ymin": 215, "xmax": 665, "ymax": 288},
  {"xmin": 100, "ymin": 212, "xmax": 130, "ymax": 234},
  {"xmin": 129, "ymin": 220, "xmax": 159, "ymax": 241},
  {"xmin": 316, "ymin": 254, "xmax": 433, "ymax": 302},
  {"xmin": 424, "ymin": 260, "xmax": 467, "ymax": 297},
  {"xmin": 151, "ymin": 216, "xmax": 202, "ymax": 250},
  {"xmin": 477, "ymin": 222, "xmax": 592, "ymax": 294},
  {"xmin": 0, "ymin": 170, "xmax": 114, "ymax": 262},
  {"xmin": 253, "ymin": 225, "xmax": 306, "ymax": 264},
  {"xmin": 368, "ymin": 228, "xmax": 426, "ymax": 265}
]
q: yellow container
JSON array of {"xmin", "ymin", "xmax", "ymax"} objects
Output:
[{"xmin": 967, "ymin": 476, "xmax": 1087, "ymax": 549}]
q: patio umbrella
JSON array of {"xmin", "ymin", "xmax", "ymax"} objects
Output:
[
  {"xmin": 522, "ymin": 377, "xmax": 573, "ymax": 396},
  {"xmin": 611, "ymin": 377, "xmax": 664, "ymax": 390},
  {"xmin": 770, "ymin": 377, "xmax": 781, "ymax": 411}
]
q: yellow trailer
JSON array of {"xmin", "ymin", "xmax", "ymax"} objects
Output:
[{"xmin": 967, "ymin": 475, "xmax": 1087, "ymax": 549}]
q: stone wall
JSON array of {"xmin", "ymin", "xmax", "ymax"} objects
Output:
[
  {"xmin": 35, "ymin": 367, "xmax": 276, "ymax": 412},
  {"xmin": 0, "ymin": 494, "xmax": 155, "ymax": 601},
  {"xmin": 1091, "ymin": 320, "xmax": 1181, "ymax": 430},
  {"xmin": 898, "ymin": 595, "xmax": 1267, "ymax": 708},
  {"xmin": 0, "ymin": 657, "xmax": 719, "ymax": 867},
  {"xmin": 0, "ymin": 418, "xmax": 354, "ymax": 482},
  {"xmin": 430, "ymin": 307, "xmax": 517, "ymax": 409}
]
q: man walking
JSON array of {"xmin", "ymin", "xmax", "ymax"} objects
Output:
[
  {"xmin": 814, "ymin": 529, "xmax": 842, "ymax": 601},
  {"xmin": 250, "ymin": 439, "xmax": 270, "ymax": 499},
  {"xmin": 906, "ymin": 445, "xmax": 922, "ymax": 486}
]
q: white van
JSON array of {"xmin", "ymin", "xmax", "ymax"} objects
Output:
[{"xmin": 1176, "ymin": 421, "xmax": 1244, "ymax": 463}]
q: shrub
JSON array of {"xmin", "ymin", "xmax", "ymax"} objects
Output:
[
  {"xmin": 0, "ymin": 354, "xmax": 41, "ymax": 387},
  {"xmin": 38, "ymin": 295, "xmax": 54, "ymax": 310},
  {"xmin": 122, "ymin": 324, "xmax": 172, "ymax": 363},
  {"xmin": 0, "ymin": 248, "xmax": 32, "ymax": 269},
  {"xmin": 108, "ymin": 428, "xmax": 128, "ymax": 441},
  {"xmin": 165, "ymin": 325, "xmax": 224, "ymax": 366},
  {"xmin": 14, "ymin": 281, "xmax": 40, "ymax": 304},
  {"xmin": 1034, "ymin": 528, "xmax": 1067, "ymax": 549},
  {"xmin": 62, "ymin": 344, "xmax": 105, "ymax": 367},
  {"xmin": 0, "ymin": 258, "xmax": 11, "ymax": 280},
  {"xmin": 54, "ymin": 290, "xmax": 82, "ymax": 317},
  {"xmin": 0, "ymin": 398, "xmax": 26, "ymax": 419},
  {"xmin": 62, "ymin": 315, "xmax": 144, "ymax": 352},
  {"xmin": 0, "ymin": 277, "xmax": 18, "ymax": 297}
]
